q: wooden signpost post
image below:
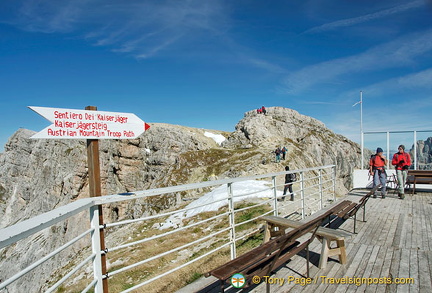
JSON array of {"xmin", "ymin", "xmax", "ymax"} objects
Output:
[{"xmin": 30, "ymin": 105, "xmax": 150, "ymax": 293}]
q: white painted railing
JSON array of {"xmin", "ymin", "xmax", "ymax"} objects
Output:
[
  {"xmin": 0, "ymin": 165, "xmax": 336, "ymax": 293},
  {"xmin": 362, "ymin": 129, "xmax": 432, "ymax": 170}
]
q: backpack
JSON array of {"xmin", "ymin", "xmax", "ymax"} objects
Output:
[{"xmin": 289, "ymin": 173, "xmax": 296, "ymax": 181}]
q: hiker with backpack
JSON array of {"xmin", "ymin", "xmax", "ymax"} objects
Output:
[
  {"xmin": 369, "ymin": 147, "xmax": 388, "ymax": 198},
  {"xmin": 274, "ymin": 147, "xmax": 281, "ymax": 163},
  {"xmin": 281, "ymin": 146, "xmax": 288, "ymax": 160},
  {"xmin": 281, "ymin": 166, "xmax": 296, "ymax": 201}
]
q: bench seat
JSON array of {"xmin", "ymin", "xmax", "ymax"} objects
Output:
[
  {"xmin": 261, "ymin": 215, "xmax": 352, "ymax": 269},
  {"xmin": 206, "ymin": 208, "xmax": 337, "ymax": 292},
  {"xmin": 406, "ymin": 170, "xmax": 432, "ymax": 194}
]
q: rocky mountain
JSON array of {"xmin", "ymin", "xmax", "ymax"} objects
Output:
[
  {"xmin": 411, "ymin": 136, "xmax": 432, "ymax": 170},
  {"xmin": 0, "ymin": 107, "xmax": 362, "ymax": 291},
  {"xmin": 223, "ymin": 107, "xmax": 362, "ymax": 189}
]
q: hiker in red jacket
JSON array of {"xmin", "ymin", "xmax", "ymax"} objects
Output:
[
  {"xmin": 391, "ymin": 145, "xmax": 411, "ymax": 200},
  {"xmin": 369, "ymin": 147, "xmax": 388, "ymax": 198}
]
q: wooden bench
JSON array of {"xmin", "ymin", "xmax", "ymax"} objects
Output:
[
  {"xmin": 261, "ymin": 215, "xmax": 351, "ymax": 269},
  {"xmin": 327, "ymin": 186, "xmax": 377, "ymax": 233},
  {"xmin": 406, "ymin": 170, "xmax": 432, "ymax": 195},
  {"xmin": 205, "ymin": 207, "xmax": 340, "ymax": 292},
  {"xmin": 261, "ymin": 187, "xmax": 378, "ymax": 269}
]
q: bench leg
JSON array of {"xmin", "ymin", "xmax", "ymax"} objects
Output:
[
  {"xmin": 263, "ymin": 223, "xmax": 271, "ymax": 243},
  {"xmin": 319, "ymin": 237, "xmax": 347, "ymax": 269},
  {"xmin": 319, "ymin": 237, "xmax": 329, "ymax": 269},
  {"xmin": 362, "ymin": 205, "xmax": 366, "ymax": 222},
  {"xmin": 264, "ymin": 223, "xmax": 285, "ymax": 243},
  {"xmin": 336, "ymin": 239, "xmax": 347, "ymax": 265}
]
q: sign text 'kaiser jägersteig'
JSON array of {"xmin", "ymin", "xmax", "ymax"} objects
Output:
[{"xmin": 29, "ymin": 106, "xmax": 150, "ymax": 139}]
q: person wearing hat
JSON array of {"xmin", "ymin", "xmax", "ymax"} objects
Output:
[
  {"xmin": 391, "ymin": 144, "xmax": 411, "ymax": 199},
  {"xmin": 369, "ymin": 147, "xmax": 388, "ymax": 198}
]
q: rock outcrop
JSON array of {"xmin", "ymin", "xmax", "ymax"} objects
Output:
[
  {"xmin": 412, "ymin": 137, "xmax": 432, "ymax": 170},
  {"xmin": 223, "ymin": 107, "xmax": 361, "ymax": 189}
]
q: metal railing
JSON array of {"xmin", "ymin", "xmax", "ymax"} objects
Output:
[
  {"xmin": 0, "ymin": 165, "xmax": 336, "ymax": 293},
  {"xmin": 361, "ymin": 130, "xmax": 432, "ymax": 170}
]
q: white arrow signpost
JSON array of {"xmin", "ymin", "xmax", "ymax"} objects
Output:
[
  {"xmin": 29, "ymin": 106, "xmax": 150, "ymax": 139},
  {"xmin": 30, "ymin": 105, "xmax": 150, "ymax": 293}
]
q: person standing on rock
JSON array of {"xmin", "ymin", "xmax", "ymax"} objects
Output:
[
  {"xmin": 281, "ymin": 166, "xmax": 296, "ymax": 201},
  {"xmin": 281, "ymin": 146, "xmax": 287, "ymax": 160},
  {"xmin": 391, "ymin": 145, "xmax": 411, "ymax": 200},
  {"xmin": 261, "ymin": 106, "xmax": 266, "ymax": 115},
  {"xmin": 369, "ymin": 147, "xmax": 388, "ymax": 198},
  {"xmin": 275, "ymin": 147, "xmax": 281, "ymax": 163}
]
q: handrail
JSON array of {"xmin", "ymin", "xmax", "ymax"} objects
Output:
[
  {"xmin": 0, "ymin": 165, "xmax": 336, "ymax": 293},
  {"xmin": 0, "ymin": 198, "xmax": 95, "ymax": 250}
]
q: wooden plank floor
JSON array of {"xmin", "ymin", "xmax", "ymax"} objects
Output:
[{"xmin": 188, "ymin": 190, "xmax": 432, "ymax": 293}]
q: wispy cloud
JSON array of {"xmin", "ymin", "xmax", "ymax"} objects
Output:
[
  {"xmin": 9, "ymin": 0, "xmax": 86, "ymax": 33},
  {"xmin": 329, "ymin": 98, "xmax": 432, "ymax": 144},
  {"xmin": 300, "ymin": 101, "xmax": 340, "ymax": 105},
  {"xmin": 330, "ymin": 78, "xmax": 432, "ymax": 142},
  {"xmin": 358, "ymin": 67, "xmax": 432, "ymax": 97},
  {"xmin": 282, "ymin": 28, "xmax": 432, "ymax": 94},
  {"xmin": 6, "ymin": 0, "xmax": 229, "ymax": 59},
  {"xmin": 242, "ymin": 57, "xmax": 288, "ymax": 74},
  {"xmin": 305, "ymin": 0, "xmax": 425, "ymax": 34}
]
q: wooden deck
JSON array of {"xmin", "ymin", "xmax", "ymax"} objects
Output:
[{"xmin": 188, "ymin": 190, "xmax": 432, "ymax": 293}]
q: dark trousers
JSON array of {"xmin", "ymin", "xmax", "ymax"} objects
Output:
[{"xmin": 283, "ymin": 183, "xmax": 293, "ymax": 195}]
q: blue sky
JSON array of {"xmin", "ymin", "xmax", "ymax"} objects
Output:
[{"xmin": 1, "ymin": 0, "xmax": 432, "ymax": 152}]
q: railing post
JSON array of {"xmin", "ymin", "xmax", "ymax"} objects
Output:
[
  {"xmin": 332, "ymin": 166, "xmax": 336, "ymax": 201},
  {"xmin": 272, "ymin": 176, "xmax": 278, "ymax": 216},
  {"xmin": 318, "ymin": 169, "xmax": 323, "ymax": 210},
  {"xmin": 386, "ymin": 132, "xmax": 390, "ymax": 170},
  {"xmin": 227, "ymin": 182, "xmax": 236, "ymax": 260},
  {"xmin": 90, "ymin": 206, "xmax": 104, "ymax": 293},
  {"xmin": 300, "ymin": 171, "xmax": 305, "ymax": 220},
  {"xmin": 414, "ymin": 130, "xmax": 417, "ymax": 170}
]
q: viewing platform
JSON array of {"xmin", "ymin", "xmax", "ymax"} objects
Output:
[{"xmin": 186, "ymin": 189, "xmax": 432, "ymax": 292}]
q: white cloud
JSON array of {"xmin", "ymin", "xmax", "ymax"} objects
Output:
[
  {"xmin": 358, "ymin": 68, "xmax": 432, "ymax": 97},
  {"xmin": 245, "ymin": 57, "xmax": 288, "ymax": 74},
  {"xmin": 12, "ymin": 0, "xmax": 86, "ymax": 33},
  {"xmin": 8, "ymin": 0, "xmax": 229, "ymax": 59},
  {"xmin": 328, "ymin": 89, "xmax": 432, "ymax": 144},
  {"xmin": 305, "ymin": 0, "xmax": 425, "ymax": 34},
  {"xmin": 282, "ymin": 29, "xmax": 432, "ymax": 94}
]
